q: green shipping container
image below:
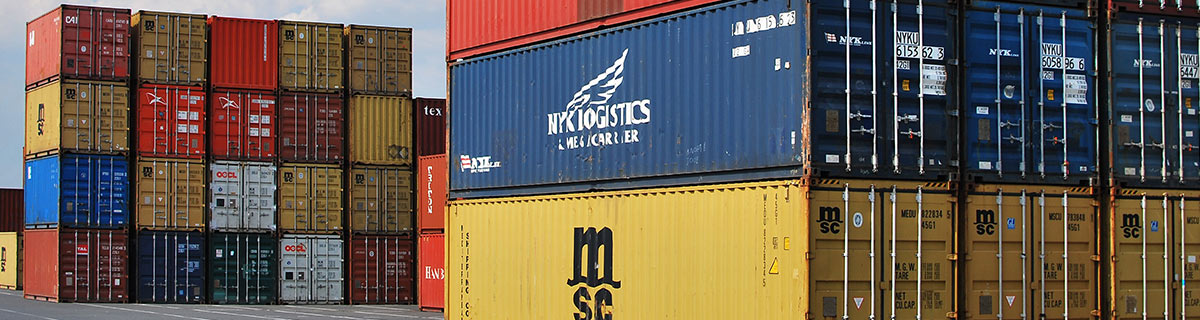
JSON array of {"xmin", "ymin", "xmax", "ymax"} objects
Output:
[{"xmin": 209, "ymin": 232, "xmax": 278, "ymax": 304}]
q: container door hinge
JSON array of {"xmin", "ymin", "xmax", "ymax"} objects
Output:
[
  {"xmin": 1090, "ymin": 310, "xmax": 1101, "ymax": 317},
  {"xmin": 946, "ymin": 311, "xmax": 958, "ymax": 319},
  {"xmin": 947, "ymin": 253, "xmax": 957, "ymax": 261}
]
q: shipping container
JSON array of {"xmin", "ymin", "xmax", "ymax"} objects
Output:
[
  {"xmin": 209, "ymin": 89, "xmax": 276, "ymax": 160},
  {"xmin": 417, "ymin": 233, "xmax": 443, "ymax": 311},
  {"xmin": 23, "ymin": 228, "xmax": 128, "ymax": 302},
  {"xmin": 25, "ymin": 154, "xmax": 128, "ymax": 229},
  {"xmin": 417, "ymin": 155, "xmax": 446, "ymax": 232},
  {"xmin": 1107, "ymin": 13, "xmax": 1200, "ymax": 187},
  {"xmin": 446, "ymin": 0, "xmax": 721, "ymax": 60},
  {"xmin": 961, "ymin": 2, "xmax": 1098, "ymax": 185},
  {"xmin": 349, "ymin": 165, "xmax": 413, "ymax": 234},
  {"xmin": 349, "ymin": 95, "xmax": 412, "ymax": 166},
  {"xmin": 959, "ymin": 184, "xmax": 1099, "ymax": 319},
  {"xmin": 210, "ymin": 161, "xmax": 276, "ymax": 232},
  {"xmin": 136, "ymin": 158, "xmax": 205, "ymax": 230},
  {"xmin": 25, "ymin": 79, "xmax": 130, "ymax": 159},
  {"xmin": 136, "ymin": 84, "xmax": 206, "ymax": 158},
  {"xmin": 136, "ymin": 231, "xmax": 204, "ymax": 303},
  {"xmin": 132, "ymin": 11, "xmax": 206, "ymax": 85},
  {"xmin": 348, "ymin": 235, "xmax": 414, "ymax": 304},
  {"xmin": 447, "ymin": 178, "xmax": 955, "ymax": 319},
  {"xmin": 279, "ymin": 234, "xmax": 343, "ymax": 304},
  {"xmin": 208, "ymin": 17, "xmax": 277, "ymax": 90},
  {"xmin": 26, "ymin": 5, "xmax": 130, "ymax": 88},
  {"xmin": 345, "ymin": 25, "xmax": 412, "ymax": 96},
  {"xmin": 0, "ymin": 189, "xmax": 23, "ymax": 233},
  {"xmin": 279, "ymin": 21, "xmax": 344, "ymax": 92},
  {"xmin": 1110, "ymin": 0, "xmax": 1200, "ymax": 17},
  {"xmin": 208, "ymin": 232, "xmax": 277, "ymax": 304},
  {"xmin": 414, "ymin": 98, "xmax": 445, "ymax": 157},
  {"xmin": 1108, "ymin": 187, "xmax": 1200, "ymax": 319},
  {"xmin": 279, "ymin": 164, "xmax": 343, "ymax": 233},
  {"xmin": 0, "ymin": 232, "xmax": 21, "ymax": 290},
  {"xmin": 278, "ymin": 92, "xmax": 344, "ymax": 163}
]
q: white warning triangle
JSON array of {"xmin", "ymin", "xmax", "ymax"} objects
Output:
[
  {"xmin": 1006, "ymin": 295, "xmax": 1016, "ymax": 306},
  {"xmin": 853, "ymin": 297, "xmax": 864, "ymax": 309}
]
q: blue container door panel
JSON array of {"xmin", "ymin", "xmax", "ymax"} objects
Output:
[
  {"xmin": 965, "ymin": 8, "xmax": 1031, "ymax": 179},
  {"xmin": 138, "ymin": 232, "xmax": 204, "ymax": 302},
  {"xmin": 1030, "ymin": 11, "xmax": 1096, "ymax": 180},
  {"xmin": 94, "ymin": 157, "xmax": 128, "ymax": 227},
  {"xmin": 886, "ymin": 2, "xmax": 955, "ymax": 177},
  {"xmin": 810, "ymin": 0, "xmax": 884, "ymax": 176},
  {"xmin": 1175, "ymin": 24, "xmax": 1200, "ymax": 183},
  {"xmin": 24, "ymin": 157, "xmax": 60, "ymax": 226},
  {"xmin": 61, "ymin": 156, "xmax": 95, "ymax": 227},
  {"xmin": 1112, "ymin": 20, "xmax": 1169, "ymax": 183}
]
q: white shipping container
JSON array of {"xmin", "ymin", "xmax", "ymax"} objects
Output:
[
  {"xmin": 279, "ymin": 235, "xmax": 343, "ymax": 304},
  {"xmin": 210, "ymin": 161, "xmax": 277, "ymax": 231}
]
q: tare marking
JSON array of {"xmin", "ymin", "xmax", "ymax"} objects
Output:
[{"xmin": 894, "ymin": 31, "xmax": 944, "ymax": 60}]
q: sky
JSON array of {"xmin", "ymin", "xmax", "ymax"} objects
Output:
[{"xmin": 4, "ymin": 1, "xmax": 446, "ymax": 188}]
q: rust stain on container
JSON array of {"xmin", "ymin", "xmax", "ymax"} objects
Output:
[
  {"xmin": 132, "ymin": 11, "xmax": 206, "ymax": 85},
  {"xmin": 349, "ymin": 165, "xmax": 412, "ymax": 234},
  {"xmin": 345, "ymin": 25, "xmax": 411, "ymax": 96},
  {"xmin": 25, "ymin": 79, "xmax": 130, "ymax": 159},
  {"xmin": 279, "ymin": 21, "xmax": 344, "ymax": 92},
  {"xmin": 349, "ymin": 95, "xmax": 412, "ymax": 166},
  {"xmin": 136, "ymin": 158, "xmax": 205, "ymax": 231},
  {"xmin": 279, "ymin": 163, "xmax": 343, "ymax": 233}
]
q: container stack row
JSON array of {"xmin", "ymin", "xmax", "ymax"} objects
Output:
[{"xmin": 415, "ymin": 98, "xmax": 446, "ymax": 312}]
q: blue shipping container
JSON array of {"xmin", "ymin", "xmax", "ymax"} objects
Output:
[
  {"xmin": 963, "ymin": 2, "xmax": 1098, "ymax": 185},
  {"xmin": 24, "ymin": 154, "xmax": 129, "ymax": 228},
  {"xmin": 1109, "ymin": 14, "xmax": 1200, "ymax": 186},
  {"xmin": 137, "ymin": 231, "xmax": 205, "ymax": 303}
]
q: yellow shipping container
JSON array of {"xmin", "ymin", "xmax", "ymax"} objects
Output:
[
  {"xmin": 447, "ymin": 179, "xmax": 956, "ymax": 319},
  {"xmin": 344, "ymin": 25, "xmax": 412, "ymax": 96},
  {"xmin": 136, "ymin": 158, "xmax": 206, "ymax": 230},
  {"xmin": 349, "ymin": 95, "xmax": 412, "ymax": 166},
  {"xmin": 25, "ymin": 79, "xmax": 130, "ymax": 159},
  {"xmin": 280, "ymin": 163, "xmax": 343, "ymax": 233},
  {"xmin": 279, "ymin": 21, "xmax": 344, "ymax": 92},
  {"xmin": 132, "ymin": 11, "xmax": 207, "ymax": 85},
  {"xmin": 1109, "ymin": 187, "xmax": 1200, "ymax": 319},
  {"xmin": 348, "ymin": 165, "xmax": 412, "ymax": 234},
  {"xmin": 0, "ymin": 232, "xmax": 19, "ymax": 290}
]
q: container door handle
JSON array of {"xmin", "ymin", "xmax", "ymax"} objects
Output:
[
  {"xmin": 1163, "ymin": 196, "xmax": 1171, "ymax": 318},
  {"xmin": 1037, "ymin": 13, "xmax": 1048, "ymax": 177},
  {"xmin": 1159, "ymin": 22, "xmax": 1169, "ymax": 184},
  {"xmin": 996, "ymin": 188, "xmax": 1005, "ymax": 319}
]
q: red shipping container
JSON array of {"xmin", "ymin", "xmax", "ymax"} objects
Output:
[
  {"xmin": 0, "ymin": 189, "xmax": 22, "ymax": 233},
  {"xmin": 414, "ymin": 98, "xmax": 445, "ymax": 157},
  {"xmin": 348, "ymin": 235, "xmax": 414, "ymax": 304},
  {"xmin": 418, "ymin": 233, "xmax": 444, "ymax": 311},
  {"xmin": 208, "ymin": 17, "xmax": 277, "ymax": 90},
  {"xmin": 447, "ymin": 0, "xmax": 719, "ymax": 60},
  {"xmin": 26, "ymin": 5, "xmax": 131, "ymax": 88},
  {"xmin": 137, "ymin": 84, "xmax": 206, "ymax": 158},
  {"xmin": 278, "ymin": 92, "xmax": 344, "ymax": 163},
  {"xmin": 23, "ymin": 228, "xmax": 128, "ymax": 302},
  {"xmin": 210, "ymin": 89, "xmax": 276, "ymax": 160},
  {"xmin": 417, "ymin": 155, "xmax": 446, "ymax": 232}
]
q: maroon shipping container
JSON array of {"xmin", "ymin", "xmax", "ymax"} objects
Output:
[
  {"xmin": 26, "ymin": 5, "xmax": 131, "ymax": 88},
  {"xmin": 24, "ymin": 228, "xmax": 128, "ymax": 302},
  {"xmin": 417, "ymin": 233, "xmax": 444, "ymax": 311},
  {"xmin": 414, "ymin": 98, "xmax": 445, "ymax": 157},
  {"xmin": 278, "ymin": 92, "xmax": 344, "ymax": 163},
  {"xmin": 210, "ymin": 89, "xmax": 276, "ymax": 160},
  {"xmin": 137, "ymin": 84, "xmax": 206, "ymax": 158},
  {"xmin": 348, "ymin": 235, "xmax": 414, "ymax": 304},
  {"xmin": 208, "ymin": 17, "xmax": 278, "ymax": 90},
  {"xmin": 0, "ymin": 189, "xmax": 22, "ymax": 233}
]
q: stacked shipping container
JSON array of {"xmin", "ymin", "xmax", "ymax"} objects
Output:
[
  {"xmin": 0, "ymin": 189, "xmax": 23, "ymax": 291},
  {"xmin": 415, "ymin": 98, "xmax": 446, "ymax": 311}
]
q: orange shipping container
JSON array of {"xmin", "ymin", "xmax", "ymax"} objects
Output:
[
  {"xmin": 417, "ymin": 155, "xmax": 446, "ymax": 232},
  {"xmin": 418, "ymin": 233, "xmax": 444, "ymax": 311},
  {"xmin": 279, "ymin": 163, "xmax": 343, "ymax": 233},
  {"xmin": 136, "ymin": 158, "xmax": 205, "ymax": 231},
  {"xmin": 349, "ymin": 165, "xmax": 413, "ymax": 234},
  {"xmin": 23, "ymin": 229, "xmax": 128, "ymax": 302}
]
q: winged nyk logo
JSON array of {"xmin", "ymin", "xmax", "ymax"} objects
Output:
[{"xmin": 547, "ymin": 49, "xmax": 651, "ymax": 151}]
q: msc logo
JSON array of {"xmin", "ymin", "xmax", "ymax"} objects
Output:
[
  {"xmin": 284, "ymin": 30, "xmax": 295, "ymax": 41},
  {"xmin": 284, "ymin": 244, "xmax": 307, "ymax": 253},
  {"xmin": 1121, "ymin": 213, "xmax": 1142, "ymax": 239},
  {"xmin": 355, "ymin": 174, "xmax": 365, "ymax": 185},
  {"xmin": 37, "ymin": 103, "xmax": 45, "ymax": 136},
  {"xmin": 975, "ymin": 210, "xmax": 997, "ymax": 235},
  {"xmin": 142, "ymin": 166, "xmax": 154, "ymax": 178},
  {"xmin": 568, "ymin": 227, "xmax": 620, "ymax": 320},
  {"xmin": 1, "ymin": 246, "xmax": 7, "ymax": 272},
  {"xmin": 817, "ymin": 207, "xmax": 841, "ymax": 234},
  {"xmin": 144, "ymin": 20, "xmax": 155, "ymax": 31},
  {"xmin": 283, "ymin": 172, "xmax": 294, "ymax": 183}
]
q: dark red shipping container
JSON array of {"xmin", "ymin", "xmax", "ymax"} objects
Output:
[
  {"xmin": 23, "ymin": 228, "xmax": 128, "ymax": 302},
  {"xmin": 208, "ymin": 17, "xmax": 277, "ymax": 90},
  {"xmin": 0, "ymin": 189, "xmax": 22, "ymax": 233},
  {"xmin": 417, "ymin": 233, "xmax": 444, "ymax": 311},
  {"xmin": 137, "ymin": 84, "xmax": 206, "ymax": 158},
  {"xmin": 414, "ymin": 98, "xmax": 445, "ymax": 157},
  {"xmin": 417, "ymin": 155, "xmax": 446, "ymax": 232},
  {"xmin": 278, "ymin": 92, "xmax": 344, "ymax": 163},
  {"xmin": 1110, "ymin": 0, "xmax": 1199, "ymax": 16},
  {"xmin": 210, "ymin": 89, "xmax": 276, "ymax": 160},
  {"xmin": 26, "ymin": 5, "xmax": 131, "ymax": 88},
  {"xmin": 348, "ymin": 235, "xmax": 414, "ymax": 304}
]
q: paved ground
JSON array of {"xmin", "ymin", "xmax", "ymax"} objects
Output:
[{"xmin": 0, "ymin": 289, "xmax": 444, "ymax": 320}]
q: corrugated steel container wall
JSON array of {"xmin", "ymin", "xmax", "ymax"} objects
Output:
[
  {"xmin": 449, "ymin": 0, "xmax": 807, "ymax": 197},
  {"xmin": 209, "ymin": 89, "xmax": 276, "ymax": 160},
  {"xmin": 25, "ymin": 79, "xmax": 130, "ymax": 159},
  {"xmin": 1110, "ymin": 0, "xmax": 1200, "ymax": 17},
  {"xmin": 25, "ymin": 5, "xmax": 130, "ymax": 88},
  {"xmin": 349, "ymin": 95, "xmax": 412, "ymax": 166},
  {"xmin": 414, "ymin": 98, "xmax": 445, "ymax": 157},
  {"xmin": 208, "ymin": 232, "xmax": 277, "ymax": 304},
  {"xmin": 132, "ymin": 11, "xmax": 206, "ymax": 85},
  {"xmin": 279, "ymin": 234, "xmax": 343, "ymax": 304},
  {"xmin": 348, "ymin": 235, "xmax": 414, "ymax": 304},
  {"xmin": 0, "ymin": 189, "xmax": 23, "ymax": 233},
  {"xmin": 0, "ymin": 232, "xmax": 21, "ymax": 289},
  {"xmin": 209, "ymin": 161, "xmax": 277, "ymax": 232},
  {"xmin": 963, "ymin": 2, "xmax": 1098, "ymax": 185},
  {"xmin": 417, "ymin": 155, "xmax": 446, "ymax": 232},
  {"xmin": 279, "ymin": 164, "xmax": 343, "ymax": 233},
  {"xmin": 208, "ymin": 17, "xmax": 277, "ymax": 90},
  {"xmin": 417, "ymin": 233, "xmax": 443, "ymax": 311},
  {"xmin": 446, "ymin": 0, "xmax": 721, "ymax": 60},
  {"xmin": 136, "ymin": 231, "xmax": 204, "ymax": 303},
  {"xmin": 136, "ymin": 158, "xmax": 205, "ymax": 230},
  {"xmin": 345, "ymin": 25, "xmax": 412, "ymax": 96},
  {"xmin": 25, "ymin": 154, "xmax": 129, "ymax": 229},
  {"xmin": 23, "ymin": 229, "xmax": 128, "ymax": 302},
  {"xmin": 1109, "ymin": 188, "xmax": 1200, "ymax": 318},
  {"xmin": 349, "ymin": 166, "xmax": 413, "ymax": 234},
  {"xmin": 137, "ymin": 84, "xmax": 206, "ymax": 158},
  {"xmin": 1108, "ymin": 14, "xmax": 1200, "ymax": 187},
  {"xmin": 960, "ymin": 184, "xmax": 1099, "ymax": 319},
  {"xmin": 278, "ymin": 92, "xmax": 344, "ymax": 163},
  {"xmin": 279, "ymin": 21, "xmax": 344, "ymax": 92}
]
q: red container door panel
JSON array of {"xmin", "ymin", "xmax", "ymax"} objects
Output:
[
  {"xmin": 208, "ymin": 17, "xmax": 278, "ymax": 90},
  {"xmin": 418, "ymin": 233, "xmax": 444, "ymax": 311},
  {"xmin": 27, "ymin": 6, "xmax": 130, "ymax": 87},
  {"xmin": 279, "ymin": 93, "xmax": 344, "ymax": 162},
  {"xmin": 417, "ymin": 155, "xmax": 446, "ymax": 231},
  {"xmin": 349, "ymin": 236, "xmax": 414, "ymax": 304},
  {"xmin": 210, "ymin": 91, "xmax": 276, "ymax": 160},
  {"xmin": 138, "ymin": 85, "xmax": 205, "ymax": 158},
  {"xmin": 23, "ymin": 229, "xmax": 60, "ymax": 300}
]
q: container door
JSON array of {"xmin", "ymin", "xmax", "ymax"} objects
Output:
[
  {"xmin": 138, "ymin": 86, "xmax": 171, "ymax": 155},
  {"xmin": 384, "ymin": 168, "xmax": 413, "ymax": 233},
  {"xmin": 245, "ymin": 95, "xmax": 275, "ymax": 159},
  {"xmin": 1031, "ymin": 11, "xmax": 1096, "ymax": 181},
  {"xmin": 1169, "ymin": 24, "xmax": 1200, "ymax": 184},
  {"xmin": 95, "ymin": 83, "xmax": 129, "ymax": 153},
  {"xmin": 171, "ymin": 88, "xmax": 204, "ymax": 157},
  {"xmin": 172, "ymin": 161, "xmax": 205, "ymax": 229},
  {"xmin": 1174, "ymin": 194, "xmax": 1200, "ymax": 316},
  {"xmin": 1031, "ymin": 188, "xmax": 1098, "ymax": 319},
  {"xmin": 137, "ymin": 160, "xmax": 170, "ymax": 229},
  {"xmin": 314, "ymin": 26, "xmax": 343, "ymax": 90},
  {"xmin": 280, "ymin": 236, "xmax": 309, "ymax": 302},
  {"xmin": 963, "ymin": 187, "xmax": 1029, "ymax": 319},
  {"xmin": 1112, "ymin": 192, "xmax": 1171, "ymax": 318},
  {"xmin": 882, "ymin": 183, "xmax": 955, "ymax": 319},
  {"xmin": 1112, "ymin": 20, "xmax": 1170, "ymax": 183},
  {"xmin": 280, "ymin": 24, "xmax": 312, "ymax": 90},
  {"xmin": 885, "ymin": 2, "xmax": 955, "ymax": 177},
  {"xmin": 210, "ymin": 162, "xmax": 241, "ymax": 230},
  {"xmin": 280, "ymin": 166, "xmax": 311, "ymax": 231},
  {"xmin": 418, "ymin": 233, "xmax": 445, "ymax": 310},
  {"xmin": 60, "ymin": 156, "xmax": 93, "ymax": 227},
  {"xmin": 314, "ymin": 95, "xmax": 343, "ymax": 161},
  {"xmin": 243, "ymin": 163, "xmax": 277, "ymax": 231},
  {"xmin": 808, "ymin": 184, "xmax": 878, "ymax": 319},
  {"xmin": 93, "ymin": 156, "xmax": 128, "ymax": 228},
  {"xmin": 809, "ymin": 0, "xmax": 882, "ymax": 176},
  {"xmin": 61, "ymin": 82, "xmax": 95, "ymax": 153},
  {"xmin": 279, "ymin": 95, "xmax": 310, "ymax": 161},
  {"xmin": 965, "ymin": 8, "xmax": 1031, "ymax": 179},
  {"xmin": 312, "ymin": 167, "xmax": 342, "ymax": 232},
  {"xmin": 313, "ymin": 237, "xmax": 342, "ymax": 302}
]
